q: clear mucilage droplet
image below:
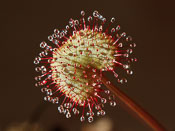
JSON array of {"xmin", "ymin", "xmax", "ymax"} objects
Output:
[
  {"xmin": 111, "ymin": 17, "xmax": 115, "ymax": 23},
  {"xmin": 118, "ymin": 78, "xmax": 127, "ymax": 84},
  {"xmin": 101, "ymin": 98, "xmax": 107, "ymax": 104},
  {"xmin": 40, "ymin": 41, "xmax": 47, "ymax": 48},
  {"xmin": 88, "ymin": 116, "xmax": 93, "ymax": 123},
  {"xmin": 35, "ymin": 67, "xmax": 41, "ymax": 72},
  {"xmin": 126, "ymin": 36, "xmax": 132, "ymax": 41},
  {"xmin": 88, "ymin": 16, "xmax": 92, "ymax": 22},
  {"xmin": 34, "ymin": 60, "xmax": 39, "ymax": 65},
  {"xmin": 93, "ymin": 11, "xmax": 99, "ymax": 17},
  {"xmin": 116, "ymin": 25, "xmax": 120, "ymax": 31},
  {"xmin": 127, "ymin": 70, "xmax": 133, "ymax": 75},
  {"xmin": 130, "ymin": 43, "xmax": 136, "ymax": 48},
  {"xmin": 110, "ymin": 101, "xmax": 117, "ymax": 107},
  {"xmin": 81, "ymin": 10, "xmax": 85, "ymax": 16},
  {"xmin": 66, "ymin": 112, "xmax": 71, "ymax": 118},
  {"xmin": 80, "ymin": 116, "xmax": 85, "ymax": 122},
  {"xmin": 123, "ymin": 64, "xmax": 130, "ymax": 69},
  {"xmin": 100, "ymin": 110, "xmax": 106, "ymax": 116}
]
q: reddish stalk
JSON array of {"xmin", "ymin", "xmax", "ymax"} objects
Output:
[{"xmin": 102, "ymin": 76, "xmax": 166, "ymax": 131}]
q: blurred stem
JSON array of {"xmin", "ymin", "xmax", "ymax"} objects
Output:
[{"xmin": 101, "ymin": 76, "xmax": 166, "ymax": 131}]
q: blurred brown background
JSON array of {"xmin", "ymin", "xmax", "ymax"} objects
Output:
[{"xmin": 1, "ymin": 0, "xmax": 175, "ymax": 131}]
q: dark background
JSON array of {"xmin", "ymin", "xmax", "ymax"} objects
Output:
[{"xmin": 1, "ymin": 0, "xmax": 175, "ymax": 131}]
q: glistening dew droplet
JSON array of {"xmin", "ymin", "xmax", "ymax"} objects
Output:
[{"xmin": 34, "ymin": 10, "xmax": 137, "ymax": 123}]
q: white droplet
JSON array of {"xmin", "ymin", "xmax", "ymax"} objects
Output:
[
  {"xmin": 130, "ymin": 43, "xmax": 136, "ymax": 48},
  {"xmin": 66, "ymin": 112, "xmax": 71, "ymax": 118},
  {"xmin": 111, "ymin": 17, "xmax": 115, "ymax": 23},
  {"xmin": 126, "ymin": 36, "xmax": 132, "ymax": 41},
  {"xmin": 81, "ymin": 10, "xmax": 85, "ymax": 16},
  {"xmin": 100, "ymin": 110, "xmax": 106, "ymax": 116},
  {"xmin": 54, "ymin": 29, "xmax": 59, "ymax": 34},
  {"xmin": 127, "ymin": 70, "xmax": 133, "ymax": 75},
  {"xmin": 80, "ymin": 116, "xmax": 85, "ymax": 122},
  {"xmin": 101, "ymin": 98, "xmax": 107, "ymax": 104},
  {"xmin": 34, "ymin": 60, "xmax": 39, "ymax": 65},
  {"xmin": 35, "ymin": 67, "xmax": 41, "ymax": 72},
  {"xmin": 88, "ymin": 116, "xmax": 93, "ymax": 123},
  {"xmin": 40, "ymin": 41, "xmax": 47, "ymax": 48},
  {"xmin": 123, "ymin": 64, "xmax": 130, "ymax": 69},
  {"xmin": 48, "ymin": 35, "xmax": 53, "ymax": 41},
  {"xmin": 93, "ymin": 10, "xmax": 99, "ymax": 17},
  {"xmin": 110, "ymin": 101, "xmax": 117, "ymax": 107},
  {"xmin": 116, "ymin": 25, "xmax": 120, "ymax": 31},
  {"xmin": 88, "ymin": 16, "xmax": 92, "ymax": 22},
  {"xmin": 121, "ymin": 32, "xmax": 126, "ymax": 37}
]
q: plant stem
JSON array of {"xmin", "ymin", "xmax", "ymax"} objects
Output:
[{"xmin": 101, "ymin": 76, "xmax": 166, "ymax": 131}]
